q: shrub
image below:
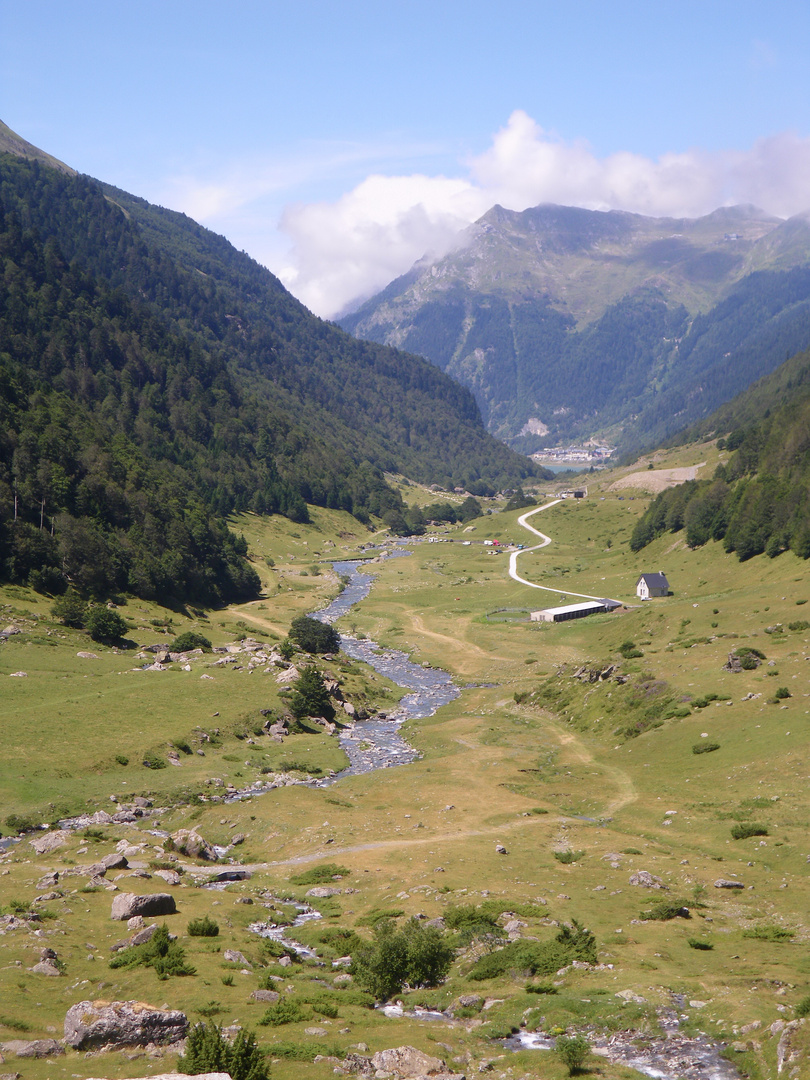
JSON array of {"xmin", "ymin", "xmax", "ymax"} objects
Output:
[
  {"xmin": 444, "ymin": 904, "xmax": 502, "ymax": 946},
  {"xmin": 775, "ymin": 686, "xmax": 792, "ymax": 699},
  {"xmin": 288, "ymin": 615, "xmax": 340, "ymax": 654},
  {"xmin": 288, "ymin": 667, "xmax": 335, "ymax": 721},
  {"xmin": 468, "ymin": 921, "xmax": 596, "ymax": 981},
  {"xmin": 796, "ymin": 995, "xmax": 810, "ymax": 1019},
  {"xmin": 525, "ymin": 981, "xmax": 557, "ymax": 994},
  {"xmin": 554, "ymin": 850, "xmax": 584, "ymax": 864},
  {"xmin": 85, "ymin": 606, "xmax": 128, "ymax": 642},
  {"xmin": 188, "ymin": 916, "xmax": 219, "ymax": 937},
  {"xmin": 172, "ymin": 631, "xmax": 213, "ymax": 652},
  {"xmin": 742, "ymin": 926, "xmax": 793, "ymax": 942},
  {"xmin": 109, "ymin": 924, "xmax": 195, "ymax": 978},
  {"xmin": 115, "ymin": 754, "xmax": 129, "ymax": 766},
  {"xmin": 687, "ymin": 938, "xmax": 714, "ymax": 950},
  {"xmin": 142, "ymin": 751, "xmax": 167, "ymax": 769},
  {"xmin": 50, "ymin": 590, "xmax": 88, "ymax": 628},
  {"xmin": 352, "ymin": 917, "xmax": 454, "ymax": 1000},
  {"xmin": 641, "ymin": 900, "xmax": 690, "ymax": 921},
  {"xmin": 179, "ymin": 1023, "xmax": 268, "ymax": 1080},
  {"xmin": 731, "ymin": 823, "xmax": 769, "ymax": 840},
  {"xmin": 290, "ymin": 863, "xmax": 350, "ymax": 886},
  {"xmin": 259, "ymin": 998, "xmax": 309, "ymax": 1026},
  {"xmin": 4, "ymin": 814, "xmax": 40, "ymax": 835},
  {"xmin": 555, "ymin": 1034, "xmax": 590, "ymax": 1075},
  {"xmin": 788, "ymin": 620, "xmax": 810, "ymax": 631},
  {"xmin": 619, "ymin": 641, "xmax": 644, "ymax": 659},
  {"xmin": 692, "ymin": 742, "xmax": 720, "ymax": 754}
]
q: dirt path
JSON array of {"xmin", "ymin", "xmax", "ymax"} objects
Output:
[
  {"xmin": 227, "ymin": 605, "xmax": 288, "ymax": 637},
  {"xmin": 408, "ymin": 613, "xmax": 508, "ymax": 662}
]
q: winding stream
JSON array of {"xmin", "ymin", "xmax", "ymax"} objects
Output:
[{"xmin": 313, "ymin": 553, "xmax": 460, "ymax": 783}]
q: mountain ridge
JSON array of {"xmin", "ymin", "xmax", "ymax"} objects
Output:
[{"xmin": 340, "ymin": 201, "xmax": 810, "ymax": 452}]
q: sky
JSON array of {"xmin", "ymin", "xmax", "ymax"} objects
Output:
[{"xmin": 4, "ymin": 1, "xmax": 810, "ymax": 317}]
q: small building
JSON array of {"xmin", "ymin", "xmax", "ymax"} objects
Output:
[
  {"xmin": 636, "ymin": 572, "xmax": 669, "ymax": 600},
  {"xmin": 531, "ymin": 599, "xmax": 621, "ymax": 623}
]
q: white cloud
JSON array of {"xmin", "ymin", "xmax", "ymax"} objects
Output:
[{"xmin": 159, "ymin": 112, "xmax": 810, "ymax": 318}]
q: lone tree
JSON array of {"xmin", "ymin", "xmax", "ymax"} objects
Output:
[
  {"xmin": 288, "ymin": 666, "xmax": 335, "ymax": 721},
  {"xmin": 288, "ymin": 615, "xmax": 340, "ymax": 654},
  {"xmin": 555, "ymin": 1034, "xmax": 590, "ymax": 1076},
  {"xmin": 85, "ymin": 606, "xmax": 128, "ymax": 643},
  {"xmin": 352, "ymin": 917, "xmax": 454, "ymax": 1000},
  {"xmin": 179, "ymin": 1022, "xmax": 268, "ymax": 1080}
]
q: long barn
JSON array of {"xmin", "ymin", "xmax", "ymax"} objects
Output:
[{"xmin": 531, "ymin": 599, "xmax": 621, "ymax": 623}]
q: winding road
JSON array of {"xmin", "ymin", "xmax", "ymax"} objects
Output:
[{"xmin": 508, "ymin": 500, "xmax": 621, "ymax": 605}]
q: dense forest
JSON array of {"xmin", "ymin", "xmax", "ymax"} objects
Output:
[
  {"xmin": 629, "ymin": 353, "xmax": 810, "ymax": 561},
  {"xmin": 0, "ymin": 152, "xmax": 539, "ymax": 602}
]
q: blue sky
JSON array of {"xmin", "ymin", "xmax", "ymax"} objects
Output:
[{"xmin": 4, "ymin": 1, "xmax": 810, "ymax": 314}]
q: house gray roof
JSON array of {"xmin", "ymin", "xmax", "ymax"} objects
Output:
[{"xmin": 637, "ymin": 572, "xmax": 668, "ymax": 588}]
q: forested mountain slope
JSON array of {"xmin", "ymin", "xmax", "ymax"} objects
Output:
[
  {"xmin": 630, "ymin": 347, "xmax": 810, "ymax": 562},
  {"xmin": 340, "ymin": 203, "xmax": 810, "ymax": 453},
  {"xmin": 0, "ymin": 144, "xmax": 537, "ymax": 603}
]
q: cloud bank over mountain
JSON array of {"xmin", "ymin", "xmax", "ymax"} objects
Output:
[{"xmin": 169, "ymin": 111, "xmax": 810, "ymax": 318}]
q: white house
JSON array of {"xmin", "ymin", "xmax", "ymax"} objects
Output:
[{"xmin": 636, "ymin": 572, "xmax": 669, "ymax": 600}]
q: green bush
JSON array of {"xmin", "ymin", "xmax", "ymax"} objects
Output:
[
  {"xmin": 109, "ymin": 924, "xmax": 195, "ymax": 979},
  {"xmin": 692, "ymin": 742, "xmax": 720, "ymax": 754},
  {"xmin": 444, "ymin": 904, "xmax": 503, "ymax": 946},
  {"xmin": 618, "ymin": 641, "xmax": 644, "ymax": 659},
  {"xmin": 4, "ymin": 814, "xmax": 40, "ymax": 835},
  {"xmin": 142, "ymin": 751, "xmax": 167, "ymax": 769},
  {"xmin": 187, "ymin": 916, "xmax": 219, "ymax": 937},
  {"xmin": 555, "ymin": 1034, "xmax": 590, "ymax": 1075},
  {"xmin": 179, "ymin": 1022, "xmax": 268, "ymax": 1080},
  {"xmin": 742, "ymin": 925, "xmax": 793, "ymax": 942},
  {"xmin": 554, "ymin": 850, "xmax": 584, "ymax": 864},
  {"xmin": 290, "ymin": 862, "xmax": 350, "ymax": 886},
  {"xmin": 468, "ymin": 921, "xmax": 596, "ymax": 981},
  {"xmin": 796, "ymin": 995, "xmax": 810, "ymax": 1019},
  {"xmin": 687, "ymin": 938, "xmax": 713, "ymax": 950},
  {"xmin": 352, "ymin": 917, "xmax": 454, "ymax": 1000},
  {"xmin": 731, "ymin": 823, "xmax": 768, "ymax": 840},
  {"xmin": 641, "ymin": 900, "xmax": 690, "ymax": 921},
  {"xmin": 50, "ymin": 590, "xmax": 88, "ymax": 628},
  {"xmin": 259, "ymin": 999, "xmax": 309, "ymax": 1026},
  {"xmin": 788, "ymin": 620, "xmax": 810, "ymax": 631},
  {"xmin": 775, "ymin": 686, "xmax": 792, "ymax": 699},
  {"xmin": 172, "ymin": 631, "xmax": 213, "ymax": 652},
  {"xmin": 85, "ymin": 606, "xmax": 128, "ymax": 642},
  {"xmin": 288, "ymin": 615, "xmax": 340, "ymax": 654}
]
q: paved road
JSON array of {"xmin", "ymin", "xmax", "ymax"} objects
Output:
[{"xmin": 508, "ymin": 500, "xmax": 621, "ymax": 604}]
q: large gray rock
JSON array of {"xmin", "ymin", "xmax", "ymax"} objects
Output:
[
  {"xmin": 371, "ymin": 1046, "xmax": 449, "ymax": 1077},
  {"xmin": 64, "ymin": 999, "xmax": 188, "ymax": 1049},
  {"xmin": 29, "ymin": 830, "xmax": 70, "ymax": 854},
  {"xmin": 714, "ymin": 878, "xmax": 745, "ymax": 889},
  {"xmin": 110, "ymin": 892, "xmax": 177, "ymax": 921},
  {"xmin": 1, "ymin": 1038, "xmax": 64, "ymax": 1058},
  {"xmin": 171, "ymin": 829, "xmax": 217, "ymax": 861},
  {"xmin": 628, "ymin": 871, "xmax": 666, "ymax": 889}
]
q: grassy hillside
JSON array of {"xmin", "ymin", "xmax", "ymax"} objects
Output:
[{"xmin": 0, "ymin": 456, "xmax": 808, "ymax": 1079}]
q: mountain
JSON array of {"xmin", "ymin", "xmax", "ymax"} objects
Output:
[
  {"xmin": 0, "ymin": 129, "xmax": 538, "ymax": 603},
  {"xmin": 339, "ymin": 203, "xmax": 810, "ymax": 453},
  {"xmin": 630, "ymin": 344, "xmax": 810, "ymax": 561}
]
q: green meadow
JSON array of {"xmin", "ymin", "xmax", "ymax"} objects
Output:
[{"xmin": 1, "ymin": 451, "xmax": 809, "ymax": 1080}]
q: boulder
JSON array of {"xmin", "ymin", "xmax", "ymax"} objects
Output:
[
  {"xmin": 29, "ymin": 830, "xmax": 70, "ymax": 855},
  {"xmin": 223, "ymin": 949, "xmax": 252, "ymax": 968},
  {"xmin": 306, "ymin": 886, "xmax": 341, "ymax": 898},
  {"xmin": 153, "ymin": 869, "xmax": 182, "ymax": 886},
  {"xmin": 64, "ymin": 1000, "xmax": 188, "ymax": 1049},
  {"xmin": 370, "ymin": 1046, "xmax": 449, "ymax": 1077},
  {"xmin": 251, "ymin": 989, "xmax": 279, "ymax": 1003},
  {"xmin": 101, "ymin": 852, "xmax": 129, "ymax": 870},
  {"xmin": 208, "ymin": 869, "xmax": 251, "ymax": 882},
  {"xmin": 629, "ymin": 871, "xmax": 666, "ymax": 889},
  {"xmin": 110, "ymin": 892, "xmax": 177, "ymax": 921},
  {"xmin": 714, "ymin": 878, "xmax": 745, "ymax": 889},
  {"xmin": 30, "ymin": 959, "xmax": 61, "ymax": 976},
  {"xmin": 1, "ymin": 1039, "xmax": 64, "ymax": 1058},
  {"xmin": 171, "ymin": 829, "xmax": 217, "ymax": 861},
  {"xmin": 36, "ymin": 872, "xmax": 59, "ymax": 890}
]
